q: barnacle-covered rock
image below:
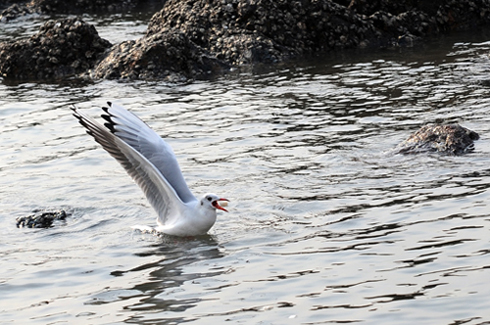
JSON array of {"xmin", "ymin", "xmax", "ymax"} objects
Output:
[
  {"xmin": 3, "ymin": 0, "xmax": 490, "ymax": 81},
  {"xmin": 0, "ymin": 3, "xmax": 31, "ymax": 22},
  {"xmin": 16, "ymin": 209, "xmax": 69, "ymax": 228},
  {"xmin": 145, "ymin": 0, "xmax": 376, "ymax": 65},
  {"xmin": 394, "ymin": 124, "xmax": 479, "ymax": 155},
  {"xmin": 0, "ymin": 18, "xmax": 111, "ymax": 81},
  {"xmin": 92, "ymin": 30, "xmax": 230, "ymax": 81}
]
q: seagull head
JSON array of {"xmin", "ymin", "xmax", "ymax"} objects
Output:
[{"xmin": 201, "ymin": 193, "xmax": 229, "ymax": 212}]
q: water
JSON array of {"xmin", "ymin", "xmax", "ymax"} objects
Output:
[{"xmin": 1, "ymin": 14, "xmax": 490, "ymax": 325}]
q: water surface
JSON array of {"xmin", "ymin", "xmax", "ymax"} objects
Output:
[{"xmin": 1, "ymin": 15, "xmax": 490, "ymax": 325}]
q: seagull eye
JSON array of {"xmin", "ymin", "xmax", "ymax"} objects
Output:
[{"xmin": 207, "ymin": 197, "xmax": 213, "ymax": 202}]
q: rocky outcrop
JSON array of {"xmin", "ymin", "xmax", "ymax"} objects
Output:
[
  {"xmin": 16, "ymin": 209, "xmax": 69, "ymax": 228},
  {"xmin": 144, "ymin": 0, "xmax": 375, "ymax": 65},
  {"xmin": 91, "ymin": 0, "xmax": 377, "ymax": 79},
  {"xmin": 2, "ymin": 0, "xmax": 490, "ymax": 82},
  {"xmin": 345, "ymin": 0, "xmax": 490, "ymax": 33},
  {"xmin": 394, "ymin": 124, "xmax": 479, "ymax": 155},
  {"xmin": 91, "ymin": 31, "xmax": 229, "ymax": 81},
  {"xmin": 0, "ymin": 18, "xmax": 111, "ymax": 81},
  {"xmin": 93, "ymin": 0, "xmax": 490, "ymax": 80},
  {"xmin": 0, "ymin": 3, "xmax": 31, "ymax": 22}
]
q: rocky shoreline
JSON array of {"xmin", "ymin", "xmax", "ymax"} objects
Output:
[{"xmin": 1, "ymin": 0, "xmax": 490, "ymax": 82}]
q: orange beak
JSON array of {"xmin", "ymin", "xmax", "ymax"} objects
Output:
[{"xmin": 212, "ymin": 198, "xmax": 229, "ymax": 212}]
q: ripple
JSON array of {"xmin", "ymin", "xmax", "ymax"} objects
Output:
[{"xmin": 2, "ymin": 26, "xmax": 490, "ymax": 325}]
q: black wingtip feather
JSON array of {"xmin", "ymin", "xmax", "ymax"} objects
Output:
[
  {"xmin": 101, "ymin": 114, "xmax": 112, "ymax": 123},
  {"xmin": 104, "ymin": 122, "xmax": 116, "ymax": 133},
  {"xmin": 101, "ymin": 112, "xmax": 117, "ymax": 134}
]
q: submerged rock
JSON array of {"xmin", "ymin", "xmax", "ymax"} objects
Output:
[
  {"xmin": 0, "ymin": 18, "xmax": 111, "ymax": 81},
  {"xmin": 394, "ymin": 124, "xmax": 479, "ymax": 155},
  {"xmin": 16, "ymin": 209, "xmax": 69, "ymax": 228}
]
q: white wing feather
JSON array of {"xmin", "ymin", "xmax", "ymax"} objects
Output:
[
  {"xmin": 72, "ymin": 106, "xmax": 193, "ymax": 225},
  {"xmin": 103, "ymin": 103, "xmax": 196, "ymax": 204}
]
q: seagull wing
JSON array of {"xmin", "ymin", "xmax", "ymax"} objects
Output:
[
  {"xmin": 72, "ymin": 106, "xmax": 191, "ymax": 224},
  {"xmin": 101, "ymin": 102, "xmax": 196, "ymax": 204}
]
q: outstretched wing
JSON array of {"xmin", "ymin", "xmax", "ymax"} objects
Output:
[
  {"xmin": 101, "ymin": 102, "xmax": 196, "ymax": 203},
  {"xmin": 72, "ymin": 106, "xmax": 192, "ymax": 223}
]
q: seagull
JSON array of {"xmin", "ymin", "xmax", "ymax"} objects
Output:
[{"xmin": 72, "ymin": 102, "xmax": 228, "ymax": 237}]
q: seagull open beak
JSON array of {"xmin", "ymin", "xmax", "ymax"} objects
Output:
[{"xmin": 213, "ymin": 198, "xmax": 229, "ymax": 212}]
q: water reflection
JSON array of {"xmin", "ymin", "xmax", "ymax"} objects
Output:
[{"xmin": 85, "ymin": 236, "xmax": 224, "ymax": 323}]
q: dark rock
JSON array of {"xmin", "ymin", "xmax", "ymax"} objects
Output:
[
  {"xmin": 0, "ymin": 3, "xmax": 31, "ymax": 22},
  {"xmin": 16, "ymin": 209, "xmax": 69, "ymax": 228},
  {"xmin": 94, "ymin": 0, "xmax": 376, "ymax": 80},
  {"xmin": 394, "ymin": 124, "xmax": 479, "ymax": 155},
  {"xmin": 0, "ymin": 18, "xmax": 112, "ymax": 81},
  {"xmin": 349, "ymin": 0, "xmax": 490, "ymax": 35},
  {"xmin": 29, "ymin": 0, "xmax": 134, "ymax": 14},
  {"xmin": 92, "ymin": 30, "xmax": 229, "ymax": 81},
  {"xmin": 98, "ymin": 0, "xmax": 490, "ymax": 81},
  {"xmin": 146, "ymin": 0, "xmax": 376, "ymax": 65},
  {"xmin": 3, "ymin": 0, "xmax": 490, "ymax": 81},
  {"xmin": 0, "ymin": 0, "xmax": 164, "ymax": 21}
]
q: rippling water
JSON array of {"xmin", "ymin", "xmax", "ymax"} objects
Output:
[{"xmin": 1, "ymin": 16, "xmax": 490, "ymax": 324}]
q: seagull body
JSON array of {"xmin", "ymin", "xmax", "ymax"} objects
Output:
[{"xmin": 72, "ymin": 102, "xmax": 228, "ymax": 237}]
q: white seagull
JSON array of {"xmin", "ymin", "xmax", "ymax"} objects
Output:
[{"xmin": 72, "ymin": 102, "xmax": 228, "ymax": 237}]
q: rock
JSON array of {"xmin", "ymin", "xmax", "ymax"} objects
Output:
[
  {"xmin": 93, "ymin": 0, "xmax": 490, "ymax": 80},
  {"xmin": 146, "ymin": 0, "xmax": 375, "ymax": 65},
  {"xmin": 0, "ymin": 0, "xmax": 162, "ymax": 21},
  {"xmin": 93, "ymin": 0, "xmax": 377, "ymax": 79},
  {"xmin": 92, "ymin": 30, "xmax": 230, "ymax": 81},
  {"xmin": 0, "ymin": 3, "xmax": 31, "ymax": 22},
  {"xmin": 349, "ymin": 0, "xmax": 490, "ymax": 35},
  {"xmin": 0, "ymin": 18, "xmax": 112, "ymax": 81},
  {"xmin": 16, "ymin": 209, "xmax": 69, "ymax": 228},
  {"xmin": 29, "ymin": 0, "xmax": 134, "ymax": 14},
  {"xmin": 3, "ymin": 0, "xmax": 490, "ymax": 81},
  {"xmin": 394, "ymin": 124, "xmax": 479, "ymax": 155}
]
